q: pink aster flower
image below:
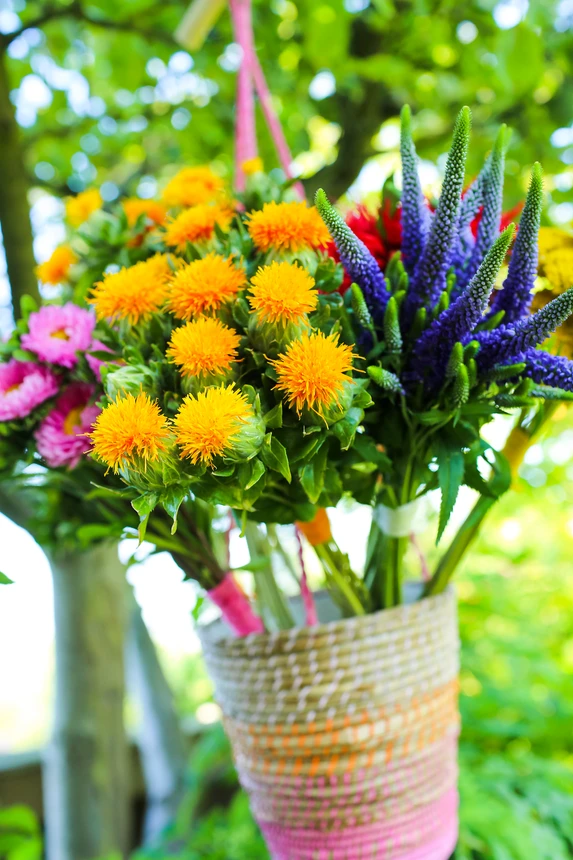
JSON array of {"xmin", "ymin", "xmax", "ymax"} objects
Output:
[
  {"xmin": 35, "ymin": 383, "xmax": 100, "ymax": 468},
  {"xmin": 86, "ymin": 339, "xmax": 113, "ymax": 381},
  {"xmin": 0, "ymin": 360, "xmax": 59, "ymax": 421},
  {"xmin": 21, "ymin": 304, "xmax": 96, "ymax": 368}
]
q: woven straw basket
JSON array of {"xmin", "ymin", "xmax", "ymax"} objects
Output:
[{"xmin": 200, "ymin": 586, "xmax": 460, "ymax": 860}]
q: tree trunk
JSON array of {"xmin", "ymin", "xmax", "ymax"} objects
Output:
[
  {"xmin": 43, "ymin": 542, "xmax": 130, "ymax": 860},
  {"xmin": 125, "ymin": 590, "xmax": 187, "ymax": 843},
  {"xmin": 0, "ymin": 51, "xmax": 40, "ymax": 313}
]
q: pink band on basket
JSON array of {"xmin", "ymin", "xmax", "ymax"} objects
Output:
[
  {"xmin": 208, "ymin": 574, "xmax": 264, "ymax": 637},
  {"xmin": 259, "ymin": 787, "xmax": 458, "ymax": 860}
]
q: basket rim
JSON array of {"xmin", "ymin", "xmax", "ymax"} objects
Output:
[{"xmin": 199, "ymin": 583, "xmax": 456, "ymax": 651}]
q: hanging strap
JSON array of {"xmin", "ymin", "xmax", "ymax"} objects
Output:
[{"xmin": 228, "ymin": 0, "xmax": 305, "ymax": 197}]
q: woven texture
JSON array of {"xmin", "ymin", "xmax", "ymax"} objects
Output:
[{"xmin": 201, "ymin": 589, "xmax": 460, "ymax": 860}]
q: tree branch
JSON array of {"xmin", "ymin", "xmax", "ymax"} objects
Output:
[{"xmin": 1, "ymin": 0, "xmax": 178, "ymax": 51}]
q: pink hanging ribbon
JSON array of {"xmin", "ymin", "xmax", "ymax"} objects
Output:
[
  {"xmin": 228, "ymin": 0, "xmax": 305, "ymax": 198},
  {"xmin": 295, "ymin": 526, "xmax": 319, "ymax": 627},
  {"xmin": 208, "ymin": 573, "xmax": 265, "ymax": 637}
]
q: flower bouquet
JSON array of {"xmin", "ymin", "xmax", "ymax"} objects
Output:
[{"xmin": 5, "ymin": 104, "xmax": 573, "ymax": 858}]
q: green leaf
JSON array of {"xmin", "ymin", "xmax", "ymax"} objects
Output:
[
  {"xmin": 299, "ymin": 444, "xmax": 328, "ymax": 504},
  {"xmin": 244, "ymin": 458, "xmax": 265, "ymax": 490},
  {"xmin": 436, "ymin": 442, "xmax": 465, "ymax": 543},
  {"xmin": 161, "ymin": 487, "xmax": 187, "ymax": 534},
  {"xmin": 131, "ymin": 492, "xmax": 159, "ymax": 543},
  {"xmin": 0, "ymin": 572, "xmax": 13, "ymax": 584},
  {"xmin": 12, "ymin": 349, "xmax": 36, "ymax": 363},
  {"xmin": 0, "ymin": 805, "xmax": 39, "ymax": 834},
  {"xmin": 76, "ymin": 524, "xmax": 117, "ymax": 544},
  {"xmin": 19, "ymin": 294, "xmax": 38, "ymax": 321},
  {"xmin": 332, "ymin": 407, "xmax": 363, "ymax": 450},
  {"xmin": 263, "ymin": 402, "xmax": 283, "ymax": 429},
  {"xmin": 259, "ymin": 433, "xmax": 291, "ymax": 482}
]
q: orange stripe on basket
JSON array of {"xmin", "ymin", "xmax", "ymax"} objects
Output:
[
  {"xmin": 309, "ymin": 755, "xmax": 321, "ymax": 776},
  {"xmin": 326, "ymin": 754, "xmax": 339, "ymax": 776}
]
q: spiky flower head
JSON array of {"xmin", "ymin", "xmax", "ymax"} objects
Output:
[
  {"xmin": 173, "ymin": 385, "xmax": 263, "ymax": 465},
  {"xmin": 161, "ymin": 166, "xmax": 225, "ymax": 208},
  {"xmin": 90, "ymin": 255, "xmax": 173, "ymax": 324},
  {"xmin": 399, "ymin": 105, "xmax": 430, "ymax": 275},
  {"xmin": 164, "ymin": 204, "xmax": 233, "ymax": 251},
  {"xmin": 36, "ymin": 246, "xmax": 77, "ymax": 285},
  {"xmin": 123, "ymin": 198, "xmax": 167, "ymax": 227},
  {"xmin": 492, "ymin": 163, "xmax": 543, "ymax": 321},
  {"xmin": 248, "ymin": 262, "xmax": 318, "ymax": 325},
  {"xmin": 414, "ymin": 225, "xmax": 515, "ymax": 376},
  {"xmin": 271, "ymin": 330, "xmax": 356, "ymax": 418},
  {"xmin": 167, "ymin": 317, "xmax": 240, "ymax": 381},
  {"xmin": 406, "ymin": 106, "xmax": 472, "ymax": 316},
  {"xmin": 167, "ymin": 254, "xmax": 247, "ymax": 320},
  {"xmin": 89, "ymin": 392, "xmax": 171, "ymax": 472},
  {"xmin": 66, "ymin": 189, "xmax": 102, "ymax": 227},
  {"xmin": 316, "ymin": 189, "xmax": 389, "ymax": 321},
  {"xmin": 246, "ymin": 201, "xmax": 330, "ymax": 253}
]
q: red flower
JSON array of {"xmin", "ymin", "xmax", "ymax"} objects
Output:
[{"xmin": 327, "ymin": 201, "xmax": 402, "ymax": 293}]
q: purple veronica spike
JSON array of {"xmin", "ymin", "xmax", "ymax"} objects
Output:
[
  {"xmin": 524, "ymin": 349, "xmax": 573, "ymax": 391},
  {"xmin": 404, "ymin": 107, "xmax": 472, "ymax": 320},
  {"xmin": 491, "ymin": 163, "xmax": 543, "ymax": 321},
  {"xmin": 400, "ymin": 105, "xmax": 431, "ymax": 277},
  {"xmin": 476, "ymin": 287, "xmax": 573, "ymax": 367},
  {"xmin": 315, "ymin": 189, "xmax": 389, "ymax": 321},
  {"xmin": 458, "ymin": 126, "xmax": 508, "ymax": 291},
  {"xmin": 413, "ymin": 226, "xmax": 514, "ymax": 375}
]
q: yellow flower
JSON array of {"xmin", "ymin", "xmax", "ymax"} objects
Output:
[
  {"xmin": 248, "ymin": 261, "xmax": 318, "ymax": 325},
  {"xmin": 123, "ymin": 198, "xmax": 167, "ymax": 227},
  {"xmin": 534, "ymin": 226, "xmax": 573, "ymax": 357},
  {"xmin": 89, "ymin": 392, "xmax": 171, "ymax": 472},
  {"xmin": 162, "ymin": 166, "xmax": 225, "ymax": 208},
  {"xmin": 174, "ymin": 385, "xmax": 253, "ymax": 465},
  {"xmin": 167, "ymin": 253, "xmax": 246, "ymax": 320},
  {"xmin": 167, "ymin": 317, "xmax": 241, "ymax": 380},
  {"xmin": 90, "ymin": 254, "xmax": 173, "ymax": 324},
  {"xmin": 36, "ymin": 246, "xmax": 77, "ymax": 285},
  {"xmin": 242, "ymin": 157, "xmax": 263, "ymax": 176},
  {"xmin": 272, "ymin": 330, "xmax": 356, "ymax": 415},
  {"xmin": 66, "ymin": 189, "xmax": 103, "ymax": 227},
  {"xmin": 246, "ymin": 201, "xmax": 330, "ymax": 253},
  {"xmin": 164, "ymin": 203, "xmax": 233, "ymax": 251}
]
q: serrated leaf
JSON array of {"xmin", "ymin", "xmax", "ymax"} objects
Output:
[
  {"xmin": 161, "ymin": 487, "xmax": 187, "ymax": 534},
  {"xmin": 260, "ymin": 433, "xmax": 291, "ymax": 482},
  {"xmin": 132, "ymin": 493, "xmax": 159, "ymax": 543},
  {"xmin": 245, "ymin": 458, "xmax": 265, "ymax": 489},
  {"xmin": 263, "ymin": 402, "xmax": 283, "ymax": 429},
  {"xmin": 299, "ymin": 444, "xmax": 328, "ymax": 503},
  {"xmin": 332, "ymin": 407, "xmax": 363, "ymax": 449},
  {"xmin": 436, "ymin": 442, "xmax": 465, "ymax": 543}
]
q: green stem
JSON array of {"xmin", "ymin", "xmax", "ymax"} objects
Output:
[
  {"xmin": 244, "ymin": 522, "xmax": 294, "ymax": 630},
  {"xmin": 425, "ymin": 494, "xmax": 495, "ymax": 596},
  {"xmin": 315, "ymin": 543, "xmax": 366, "ymax": 616}
]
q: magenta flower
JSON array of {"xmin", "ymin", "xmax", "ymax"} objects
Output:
[
  {"xmin": 86, "ymin": 339, "xmax": 113, "ymax": 381},
  {"xmin": 35, "ymin": 383, "xmax": 100, "ymax": 468},
  {"xmin": 0, "ymin": 360, "xmax": 59, "ymax": 421},
  {"xmin": 21, "ymin": 304, "xmax": 95, "ymax": 368}
]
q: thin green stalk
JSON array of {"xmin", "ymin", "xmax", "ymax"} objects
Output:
[
  {"xmin": 425, "ymin": 495, "xmax": 495, "ymax": 596},
  {"xmin": 315, "ymin": 543, "xmax": 366, "ymax": 616},
  {"xmin": 244, "ymin": 522, "xmax": 294, "ymax": 630}
]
